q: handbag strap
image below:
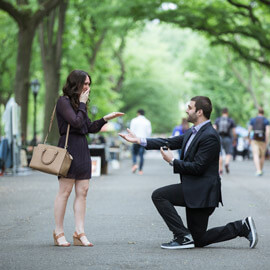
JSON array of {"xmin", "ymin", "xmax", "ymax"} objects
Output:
[
  {"xmin": 64, "ymin": 124, "xmax": 70, "ymax": 149},
  {"xmin": 44, "ymin": 104, "xmax": 70, "ymax": 149}
]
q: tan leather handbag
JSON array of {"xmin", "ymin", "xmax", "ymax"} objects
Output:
[{"xmin": 29, "ymin": 105, "xmax": 73, "ymax": 177}]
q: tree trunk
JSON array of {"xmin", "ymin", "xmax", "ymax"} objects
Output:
[
  {"xmin": 43, "ymin": 66, "xmax": 60, "ymax": 144},
  {"xmin": 246, "ymin": 63, "xmax": 259, "ymax": 110},
  {"xmin": 113, "ymin": 36, "xmax": 126, "ymax": 92},
  {"xmin": 0, "ymin": 0, "xmax": 63, "ymax": 141},
  {"xmin": 227, "ymin": 54, "xmax": 259, "ymax": 109},
  {"xmin": 89, "ymin": 29, "xmax": 107, "ymax": 71},
  {"xmin": 14, "ymin": 25, "xmax": 36, "ymax": 139},
  {"xmin": 39, "ymin": 0, "xmax": 67, "ymax": 144}
]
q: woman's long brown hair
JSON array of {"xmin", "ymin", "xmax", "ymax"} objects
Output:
[{"xmin": 62, "ymin": 70, "xmax": 91, "ymax": 111}]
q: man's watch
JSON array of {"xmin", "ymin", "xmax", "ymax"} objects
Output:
[{"xmin": 169, "ymin": 158, "xmax": 175, "ymax": 166}]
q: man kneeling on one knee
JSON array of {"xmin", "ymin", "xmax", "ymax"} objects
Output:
[{"xmin": 119, "ymin": 96, "xmax": 258, "ymax": 250}]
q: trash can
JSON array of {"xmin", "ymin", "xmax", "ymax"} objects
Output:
[{"xmin": 88, "ymin": 144, "xmax": 108, "ymax": 175}]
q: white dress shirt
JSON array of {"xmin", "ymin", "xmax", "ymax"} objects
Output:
[
  {"xmin": 130, "ymin": 115, "xmax": 152, "ymax": 139},
  {"xmin": 184, "ymin": 120, "xmax": 211, "ymax": 155}
]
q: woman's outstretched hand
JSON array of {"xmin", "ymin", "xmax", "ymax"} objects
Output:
[
  {"xmin": 119, "ymin": 128, "xmax": 140, "ymax": 144},
  {"xmin": 103, "ymin": 112, "xmax": 125, "ymax": 121}
]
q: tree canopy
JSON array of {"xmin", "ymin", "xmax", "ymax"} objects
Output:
[
  {"xmin": 124, "ymin": 0, "xmax": 270, "ymax": 69},
  {"xmin": 0, "ymin": 0, "xmax": 269, "ymax": 141}
]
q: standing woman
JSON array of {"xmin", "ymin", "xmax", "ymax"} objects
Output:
[{"xmin": 53, "ymin": 70, "xmax": 123, "ymax": 247}]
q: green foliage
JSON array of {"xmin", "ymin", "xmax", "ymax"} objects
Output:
[
  {"xmin": 61, "ymin": 0, "xmax": 124, "ymax": 119},
  {"xmin": 174, "ymin": 29, "xmax": 270, "ymax": 126},
  {"xmin": 122, "ymin": 22, "xmax": 270, "ymax": 130},
  {"xmin": 121, "ymin": 24, "xmax": 188, "ymax": 133},
  {"xmin": 155, "ymin": 0, "xmax": 270, "ymax": 69},
  {"xmin": 1, "ymin": 0, "xmax": 270, "ymax": 140},
  {"xmin": 0, "ymin": 10, "xmax": 17, "ymax": 136},
  {"xmin": 0, "ymin": 11, "xmax": 17, "ymax": 103}
]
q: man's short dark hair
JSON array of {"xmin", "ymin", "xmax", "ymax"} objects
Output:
[
  {"xmin": 258, "ymin": 107, "xmax": 264, "ymax": 115},
  {"xmin": 137, "ymin": 109, "xmax": 145, "ymax": 115},
  {"xmin": 191, "ymin": 96, "xmax": 212, "ymax": 119},
  {"xmin": 222, "ymin": 108, "xmax": 228, "ymax": 114}
]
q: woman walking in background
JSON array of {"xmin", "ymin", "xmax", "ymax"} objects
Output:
[{"xmin": 53, "ymin": 70, "xmax": 123, "ymax": 247}]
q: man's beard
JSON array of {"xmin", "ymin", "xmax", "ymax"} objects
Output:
[{"xmin": 187, "ymin": 113, "xmax": 197, "ymax": 123}]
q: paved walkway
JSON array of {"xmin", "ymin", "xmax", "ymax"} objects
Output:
[{"xmin": 0, "ymin": 153, "xmax": 270, "ymax": 270}]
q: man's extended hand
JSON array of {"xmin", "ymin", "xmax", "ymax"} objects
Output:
[
  {"xmin": 160, "ymin": 147, "xmax": 174, "ymax": 163},
  {"xmin": 119, "ymin": 128, "xmax": 140, "ymax": 144}
]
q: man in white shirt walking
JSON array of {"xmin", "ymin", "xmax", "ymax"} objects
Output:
[{"xmin": 130, "ymin": 109, "xmax": 152, "ymax": 175}]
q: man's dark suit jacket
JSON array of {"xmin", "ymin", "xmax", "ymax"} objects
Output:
[{"xmin": 145, "ymin": 122, "xmax": 222, "ymax": 208}]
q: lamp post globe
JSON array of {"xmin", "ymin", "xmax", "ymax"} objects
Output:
[{"xmin": 30, "ymin": 79, "xmax": 40, "ymax": 145}]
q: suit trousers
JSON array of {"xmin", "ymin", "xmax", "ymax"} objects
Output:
[{"xmin": 151, "ymin": 184, "xmax": 244, "ymax": 247}]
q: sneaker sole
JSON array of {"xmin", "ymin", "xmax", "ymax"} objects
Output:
[
  {"xmin": 248, "ymin": 216, "xmax": 258, "ymax": 248},
  {"xmin": 161, "ymin": 244, "xmax": 195, "ymax": 250}
]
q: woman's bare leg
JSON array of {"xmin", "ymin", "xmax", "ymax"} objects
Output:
[
  {"xmin": 54, "ymin": 177, "xmax": 75, "ymax": 244},
  {"xmin": 74, "ymin": 179, "xmax": 90, "ymax": 245}
]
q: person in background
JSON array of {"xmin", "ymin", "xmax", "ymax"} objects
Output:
[
  {"xmin": 172, "ymin": 118, "xmax": 189, "ymax": 158},
  {"xmin": 54, "ymin": 70, "xmax": 124, "ymax": 247},
  {"xmin": 248, "ymin": 107, "xmax": 270, "ymax": 176},
  {"xmin": 214, "ymin": 108, "xmax": 236, "ymax": 175},
  {"xmin": 130, "ymin": 109, "xmax": 152, "ymax": 175}
]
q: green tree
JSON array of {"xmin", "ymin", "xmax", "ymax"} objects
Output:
[
  {"xmin": 122, "ymin": 22, "xmax": 270, "ymax": 129},
  {"xmin": 0, "ymin": 11, "xmax": 16, "ymax": 102},
  {"xmin": 39, "ymin": 0, "xmax": 68, "ymax": 144},
  {"xmin": 121, "ymin": 24, "xmax": 188, "ymax": 133},
  {"xmin": 0, "ymin": 0, "xmax": 63, "ymax": 138},
  {"xmin": 176, "ymin": 29, "xmax": 270, "ymax": 125},
  {"xmin": 122, "ymin": 0, "xmax": 270, "ymax": 69},
  {"xmin": 60, "ymin": 0, "xmax": 136, "ymax": 120},
  {"xmin": 0, "ymin": 11, "xmax": 16, "ymax": 136}
]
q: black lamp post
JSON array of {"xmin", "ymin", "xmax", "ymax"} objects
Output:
[{"xmin": 30, "ymin": 79, "xmax": 40, "ymax": 145}]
